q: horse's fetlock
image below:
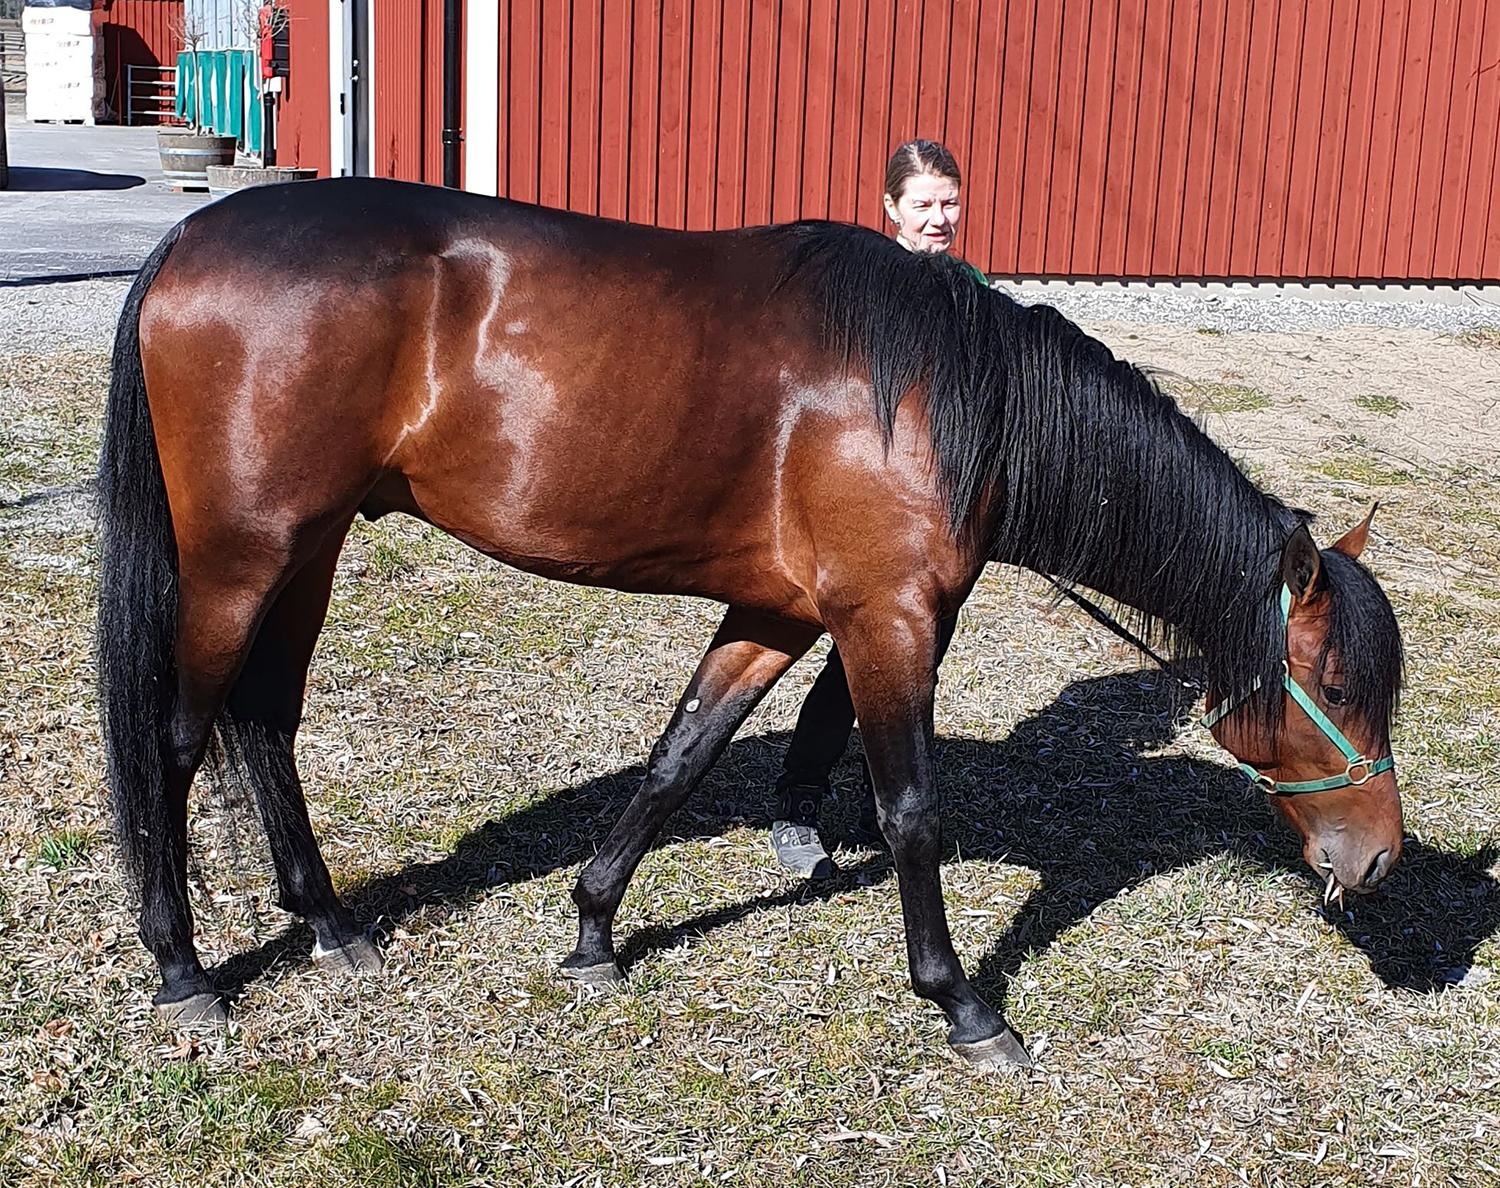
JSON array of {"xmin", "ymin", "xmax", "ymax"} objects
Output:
[
  {"xmin": 275, "ymin": 877, "xmax": 319, "ymax": 919},
  {"xmin": 572, "ymin": 870, "xmax": 609, "ymax": 916},
  {"xmin": 911, "ymin": 965, "xmax": 961, "ymax": 1004}
]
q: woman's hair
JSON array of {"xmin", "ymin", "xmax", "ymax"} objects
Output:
[{"xmin": 883, "ymin": 140, "xmax": 962, "ymax": 201}]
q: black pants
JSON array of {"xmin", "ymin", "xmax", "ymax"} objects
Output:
[{"xmin": 779, "ymin": 616, "xmax": 960, "ymax": 800}]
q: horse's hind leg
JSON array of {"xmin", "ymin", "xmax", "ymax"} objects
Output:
[
  {"xmin": 145, "ymin": 522, "xmax": 360, "ymax": 1021},
  {"xmin": 562, "ymin": 608, "xmax": 819, "ymax": 983},
  {"xmin": 144, "ymin": 552, "xmax": 293, "ymax": 1023},
  {"xmin": 219, "ymin": 523, "xmax": 379, "ymax": 974}
]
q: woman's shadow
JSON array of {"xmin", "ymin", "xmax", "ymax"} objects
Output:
[{"xmin": 211, "ymin": 670, "xmax": 1500, "ymax": 1002}]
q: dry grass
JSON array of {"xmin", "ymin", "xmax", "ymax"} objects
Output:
[
  {"xmin": 2, "ymin": 330, "xmax": 1499, "ymax": 1188},
  {"xmin": 1159, "ymin": 377, "xmax": 1273, "ymax": 415},
  {"xmin": 1452, "ymin": 328, "xmax": 1500, "ymax": 351},
  {"xmin": 1354, "ymin": 395, "xmax": 1411, "ymax": 419}
]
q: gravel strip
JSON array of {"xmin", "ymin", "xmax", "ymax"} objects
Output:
[
  {"xmin": 0, "ymin": 279, "xmax": 130, "ymax": 355},
  {"xmin": 995, "ymin": 282, "xmax": 1500, "ymax": 334}
]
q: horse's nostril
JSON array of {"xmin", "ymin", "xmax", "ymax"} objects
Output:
[{"xmin": 1363, "ymin": 848, "xmax": 1393, "ymax": 888}]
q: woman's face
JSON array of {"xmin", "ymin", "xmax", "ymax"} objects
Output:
[{"xmin": 884, "ymin": 172, "xmax": 961, "ymax": 253}]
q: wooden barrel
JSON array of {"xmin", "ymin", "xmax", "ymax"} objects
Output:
[{"xmin": 156, "ymin": 131, "xmax": 237, "ymax": 191}]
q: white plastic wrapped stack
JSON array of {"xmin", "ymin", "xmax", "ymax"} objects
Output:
[{"xmin": 23, "ymin": 4, "xmax": 107, "ymax": 125}]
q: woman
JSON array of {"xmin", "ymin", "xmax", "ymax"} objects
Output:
[{"xmin": 770, "ymin": 140, "xmax": 987, "ymax": 878}]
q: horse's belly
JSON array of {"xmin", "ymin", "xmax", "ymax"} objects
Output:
[{"xmin": 377, "ymin": 465, "xmax": 811, "ymax": 614}]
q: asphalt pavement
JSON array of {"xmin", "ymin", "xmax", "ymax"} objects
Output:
[{"xmin": 1, "ymin": 106, "xmax": 210, "ymax": 286}]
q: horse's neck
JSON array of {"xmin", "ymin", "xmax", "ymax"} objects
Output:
[
  {"xmin": 1074, "ymin": 479, "xmax": 1283, "ymax": 634},
  {"xmin": 989, "ymin": 357, "xmax": 1294, "ymax": 660}
]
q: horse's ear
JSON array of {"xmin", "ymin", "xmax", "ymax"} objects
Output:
[
  {"xmin": 1331, "ymin": 502, "xmax": 1378, "ymax": 560},
  {"xmin": 1280, "ymin": 525, "xmax": 1322, "ymax": 602}
]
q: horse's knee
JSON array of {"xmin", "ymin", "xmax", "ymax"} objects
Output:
[
  {"xmin": 880, "ymin": 792, "xmax": 941, "ymax": 861},
  {"xmin": 643, "ymin": 733, "xmax": 693, "ymax": 785}
]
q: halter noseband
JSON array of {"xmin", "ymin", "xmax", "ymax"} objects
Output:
[{"xmin": 1199, "ymin": 585, "xmax": 1395, "ymax": 797}]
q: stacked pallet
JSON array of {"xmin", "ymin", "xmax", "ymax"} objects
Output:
[{"xmin": 24, "ymin": 1, "xmax": 106, "ymax": 124}]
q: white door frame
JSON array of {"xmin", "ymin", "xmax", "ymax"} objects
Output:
[
  {"xmin": 329, "ymin": 0, "xmax": 371, "ymax": 176},
  {"xmin": 465, "ymin": 0, "xmax": 499, "ymax": 195}
]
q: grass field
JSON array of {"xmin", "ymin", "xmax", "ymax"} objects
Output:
[{"xmin": 2, "ymin": 321, "xmax": 1498, "ymax": 1187}]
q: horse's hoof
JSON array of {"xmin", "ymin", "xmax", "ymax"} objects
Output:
[
  {"xmin": 560, "ymin": 957, "xmax": 625, "ymax": 987},
  {"xmin": 154, "ymin": 992, "xmax": 228, "ymax": 1027},
  {"xmin": 950, "ymin": 1028, "xmax": 1032, "ymax": 1072},
  {"xmin": 313, "ymin": 937, "xmax": 384, "ymax": 974}
]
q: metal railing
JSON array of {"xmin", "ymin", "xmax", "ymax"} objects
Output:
[
  {"xmin": 127, "ymin": 64, "xmax": 179, "ymax": 126},
  {"xmin": 0, "ymin": 25, "xmax": 23, "ymax": 92}
]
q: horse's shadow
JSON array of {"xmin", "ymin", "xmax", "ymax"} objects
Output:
[{"xmin": 211, "ymin": 670, "xmax": 1500, "ymax": 1004}]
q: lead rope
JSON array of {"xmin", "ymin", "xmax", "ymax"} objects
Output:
[{"xmin": 1040, "ymin": 575, "xmax": 1187, "ymax": 682}]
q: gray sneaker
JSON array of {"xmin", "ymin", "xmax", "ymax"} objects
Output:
[{"xmin": 770, "ymin": 817, "xmax": 835, "ymax": 879}]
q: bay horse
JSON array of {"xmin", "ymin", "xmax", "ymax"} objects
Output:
[{"xmin": 96, "ymin": 179, "xmax": 1403, "ymax": 1071}]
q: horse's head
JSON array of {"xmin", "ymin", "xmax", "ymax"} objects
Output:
[{"xmin": 1206, "ymin": 509, "xmax": 1404, "ymax": 904}]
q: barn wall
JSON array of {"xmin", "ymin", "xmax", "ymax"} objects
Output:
[{"xmin": 294, "ymin": 0, "xmax": 1500, "ymax": 280}]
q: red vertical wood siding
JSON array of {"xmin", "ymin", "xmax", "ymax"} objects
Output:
[
  {"xmin": 275, "ymin": 0, "xmax": 331, "ymax": 177},
  {"xmin": 538, "ymin": 0, "xmax": 569, "ymax": 207},
  {"xmin": 687, "ymin": 0, "xmax": 721, "ymax": 227},
  {"xmin": 1462, "ymin": 0, "xmax": 1500, "ymax": 280},
  {"xmin": 599, "ymin": 0, "xmax": 631, "ymax": 220},
  {"xmin": 340, "ymin": 0, "xmax": 1500, "ymax": 280},
  {"xmin": 570, "ymin": 0, "xmax": 602, "ymax": 214},
  {"xmin": 373, "ymin": 0, "xmax": 446, "ymax": 184},
  {"xmin": 101, "ymin": 0, "xmax": 182, "ymax": 124},
  {"xmin": 658, "ymin": 0, "xmax": 689, "ymax": 225},
  {"xmin": 372, "ymin": 0, "xmax": 420, "ymax": 180},
  {"xmin": 742, "ymin": 0, "xmax": 775, "ymax": 225},
  {"xmin": 436, "ymin": 0, "xmax": 457, "ymax": 184},
  {"xmin": 714, "ymin": 0, "xmax": 751, "ymax": 228}
]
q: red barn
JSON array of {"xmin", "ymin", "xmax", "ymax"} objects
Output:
[
  {"xmin": 270, "ymin": 0, "xmax": 1499, "ymax": 283},
  {"xmin": 102, "ymin": 0, "xmax": 184, "ymax": 126}
]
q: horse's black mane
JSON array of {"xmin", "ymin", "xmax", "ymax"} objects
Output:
[{"xmin": 765, "ymin": 221, "xmax": 1402, "ymax": 743}]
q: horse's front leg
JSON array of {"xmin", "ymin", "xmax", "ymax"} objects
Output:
[
  {"xmin": 561, "ymin": 607, "xmax": 820, "ymax": 983},
  {"xmin": 835, "ymin": 606, "xmax": 1032, "ymax": 1072}
]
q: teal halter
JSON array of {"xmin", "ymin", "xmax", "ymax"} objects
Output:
[{"xmin": 1200, "ymin": 584, "xmax": 1395, "ymax": 797}]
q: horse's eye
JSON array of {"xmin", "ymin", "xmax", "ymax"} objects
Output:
[{"xmin": 1322, "ymin": 685, "xmax": 1347, "ymax": 706}]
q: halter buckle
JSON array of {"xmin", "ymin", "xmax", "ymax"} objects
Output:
[
  {"xmin": 1251, "ymin": 770, "xmax": 1278, "ymax": 793},
  {"xmin": 1345, "ymin": 757, "xmax": 1373, "ymax": 786}
]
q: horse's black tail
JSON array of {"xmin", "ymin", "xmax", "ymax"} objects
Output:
[{"xmin": 97, "ymin": 224, "xmax": 187, "ymax": 889}]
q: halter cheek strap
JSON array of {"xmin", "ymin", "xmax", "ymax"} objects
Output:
[{"xmin": 1199, "ymin": 585, "xmax": 1396, "ymax": 797}]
